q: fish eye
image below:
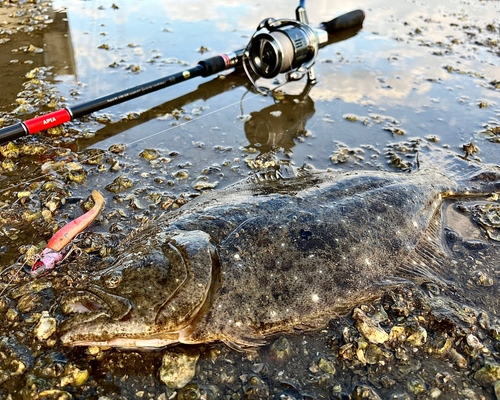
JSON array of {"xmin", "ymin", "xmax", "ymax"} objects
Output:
[{"xmin": 104, "ymin": 275, "xmax": 122, "ymax": 288}]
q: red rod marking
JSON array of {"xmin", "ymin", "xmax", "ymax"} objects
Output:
[
  {"xmin": 221, "ymin": 53, "xmax": 230, "ymax": 69},
  {"xmin": 24, "ymin": 109, "xmax": 71, "ymax": 134}
]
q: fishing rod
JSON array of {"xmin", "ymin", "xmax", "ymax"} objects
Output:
[
  {"xmin": 77, "ymin": 71, "xmax": 252, "ymax": 150},
  {"xmin": 0, "ymin": 3, "xmax": 365, "ymax": 144},
  {"xmin": 77, "ymin": 26, "xmax": 361, "ymax": 152}
]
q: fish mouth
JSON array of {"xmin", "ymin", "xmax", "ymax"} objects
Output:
[
  {"xmin": 60, "ymin": 285, "xmax": 133, "ymax": 327},
  {"xmin": 59, "ymin": 287, "xmax": 180, "ymax": 348},
  {"xmin": 61, "ymin": 290, "xmax": 110, "ymax": 321},
  {"xmin": 59, "ymin": 230, "xmax": 218, "ymax": 348}
]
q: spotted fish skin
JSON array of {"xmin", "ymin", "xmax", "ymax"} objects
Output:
[
  {"xmin": 172, "ymin": 169, "xmax": 456, "ymax": 346},
  {"xmin": 58, "ymin": 150, "xmax": 500, "ymax": 349}
]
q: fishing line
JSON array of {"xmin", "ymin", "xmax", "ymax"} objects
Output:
[
  {"xmin": 0, "ymin": 260, "xmax": 28, "ymax": 297},
  {"xmin": 0, "ymin": 87, "xmax": 274, "ymax": 289},
  {"xmin": 0, "ymin": 81, "xmax": 292, "ymax": 288},
  {"xmin": 0, "ymin": 2, "xmax": 366, "ymax": 292},
  {"xmin": 0, "ymin": 89, "xmax": 265, "ymax": 195},
  {"xmin": 126, "ymin": 91, "xmax": 262, "ymax": 146}
]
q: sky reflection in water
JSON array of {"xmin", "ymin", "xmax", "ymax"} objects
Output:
[{"xmin": 47, "ymin": 0, "xmax": 500, "ymax": 170}]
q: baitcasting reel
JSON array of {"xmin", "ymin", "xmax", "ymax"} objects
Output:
[{"xmin": 243, "ymin": 2, "xmax": 327, "ymax": 92}]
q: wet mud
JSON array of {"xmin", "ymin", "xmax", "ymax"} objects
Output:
[{"xmin": 1, "ymin": 0, "xmax": 500, "ymax": 399}]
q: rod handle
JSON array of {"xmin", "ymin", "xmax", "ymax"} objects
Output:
[
  {"xmin": 320, "ymin": 10, "xmax": 365, "ymax": 34},
  {"xmin": 198, "ymin": 51, "xmax": 244, "ymax": 77},
  {"xmin": 199, "ymin": 56, "xmax": 227, "ymax": 77}
]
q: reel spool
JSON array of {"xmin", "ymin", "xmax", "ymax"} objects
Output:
[{"xmin": 243, "ymin": 17, "xmax": 327, "ymax": 93}]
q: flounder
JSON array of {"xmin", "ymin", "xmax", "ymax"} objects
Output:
[{"xmin": 58, "ymin": 146, "xmax": 500, "ymax": 349}]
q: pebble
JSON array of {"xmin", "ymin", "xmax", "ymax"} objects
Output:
[
  {"xmin": 474, "ymin": 362, "xmax": 500, "ymax": 386},
  {"xmin": 353, "ymin": 384, "xmax": 382, "ymax": 400},
  {"xmin": 6, "ymin": 308, "xmax": 19, "ymax": 322},
  {"xmin": 35, "ymin": 311, "xmax": 57, "ymax": 340},
  {"xmin": 429, "ymin": 387, "xmax": 442, "ymax": 398},
  {"xmin": 160, "ymin": 348, "xmax": 200, "ymax": 389},
  {"xmin": 60, "ymin": 363, "xmax": 90, "ymax": 387},
  {"xmin": 407, "ymin": 326, "xmax": 427, "ymax": 346},
  {"xmin": 494, "ymin": 381, "xmax": 500, "ymax": 400},
  {"xmin": 353, "ymin": 308, "xmax": 389, "ymax": 344}
]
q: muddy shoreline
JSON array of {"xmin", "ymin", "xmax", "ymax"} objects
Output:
[{"xmin": 1, "ymin": 0, "xmax": 500, "ymax": 399}]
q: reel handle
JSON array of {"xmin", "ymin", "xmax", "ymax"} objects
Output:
[{"xmin": 320, "ymin": 9, "xmax": 365, "ymax": 34}]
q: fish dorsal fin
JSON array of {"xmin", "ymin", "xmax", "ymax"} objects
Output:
[
  {"xmin": 247, "ymin": 165, "xmax": 296, "ymax": 184},
  {"xmin": 122, "ymin": 216, "xmax": 156, "ymax": 245},
  {"xmin": 390, "ymin": 204, "xmax": 450, "ymax": 286},
  {"xmin": 416, "ymin": 143, "xmax": 500, "ymax": 194}
]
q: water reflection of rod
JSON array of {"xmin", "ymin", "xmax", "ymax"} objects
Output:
[
  {"xmin": 323, "ymin": 25, "xmax": 364, "ymax": 47},
  {"xmin": 0, "ymin": 9, "xmax": 364, "ymax": 143},
  {"xmin": 77, "ymin": 28, "xmax": 361, "ymax": 152},
  {"xmin": 80, "ymin": 72, "xmax": 316, "ymax": 158},
  {"xmin": 78, "ymin": 71, "xmax": 252, "ymax": 150},
  {"xmin": 0, "ymin": 49, "xmax": 245, "ymax": 143}
]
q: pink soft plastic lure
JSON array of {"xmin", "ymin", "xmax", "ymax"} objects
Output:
[{"xmin": 31, "ymin": 190, "xmax": 105, "ymax": 277}]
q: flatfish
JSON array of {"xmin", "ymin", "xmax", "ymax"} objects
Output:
[{"xmin": 58, "ymin": 146, "xmax": 500, "ymax": 349}]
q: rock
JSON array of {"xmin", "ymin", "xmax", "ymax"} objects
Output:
[
  {"xmin": 407, "ymin": 378, "xmax": 426, "ymax": 395},
  {"xmin": 0, "ymin": 142, "xmax": 19, "ymax": 158},
  {"xmin": 467, "ymin": 333, "xmax": 490, "ymax": 355},
  {"xmin": 448, "ymin": 348, "xmax": 467, "ymax": 369},
  {"xmin": 494, "ymin": 381, "xmax": 500, "ymax": 400},
  {"xmin": 0, "ymin": 297, "xmax": 8, "ymax": 313},
  {"xmin": 269, "ymin": 337, "xmax": 292, "ymax": 364},
  {"xmin": 160, "ymin": 347, "xmax": 200, "ymax": 390},
  {"xmin": 365, "ymin": 343, "xmax": 393, "ymax": 365},
  {"xmin": 478, "ymin": 312, "xmax": 490, "ymax": 330},
  {"xmin": 37, "ymin": 389, "xmax": 72, "ymax": 399},
  {"xmin": 388, "ymin": 394, "xmax": 411, "ymax": 400},
  {"xmin": 429, "ymin": 387, "xmax": 442, "ymax": 398},
  {"xmin": 245, "ymin": 376, "xmax": 269, "ymax": 399},
  {"xmin": 472, "ymin": 271, "xmax": 494, "ymax": 286},
  {"xmin": 474, "ymin": 362, "xmax": 500, "ymax": 386},
  {"xmin": 6, "ymin": 308, "xmax": 18, "ymax": 322},
  {"xmin": 193, "ymin": 180, "xmax": 219, "ymax": 191},
  {"xmin": 389, "ymin": 326, "xmax": 406, "ymax": 342},
  {"xmin": 35, "ymin": 311, "xmax": 57, "ymax": 340},
  {"xmin": 353, "ymin": 308, "xmax": 389, "ymax": 344},
  {"xmin": 105, "ymin": 175, "xmax": 133, "ymax": 193},
  {"xmin": 177, "ymin": 383, "xmax": 216, "ymax": 400},
  {"xmin": 356, "ymin": 340, "xmax": 368, "ymax": 364},
  {"xmin": 317, "ymin": 357, "xmax": 336, "ymax": 374},
  {"xmin": 60, "ymin": 363, "xmax": 89, "ymax": 387},
  {"xmin": 172, "ymin": 169, "xmax": 189, "ymax": 180},
  {"xmin": 407, "ymin": 326, "xmax": 427, "ymax": 346},
  {"xmin": 462, "ymin": 388, "xmax": 480, "ymax": 399},
  {"xmin": 139, "ymin": 148, "xmax": 159, "ymax": 160},
  {"xmin": 0, "ymin": 359, "xmax": 25, "ymax": 384},
  {"xmin": 353, "ymin": 385, "xmax": 382, "ymax": 400}
]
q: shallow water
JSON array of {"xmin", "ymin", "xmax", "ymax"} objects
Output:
[{"xmin": 1, "ymin": 0, "xmax": 500, "ymax": 399}]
